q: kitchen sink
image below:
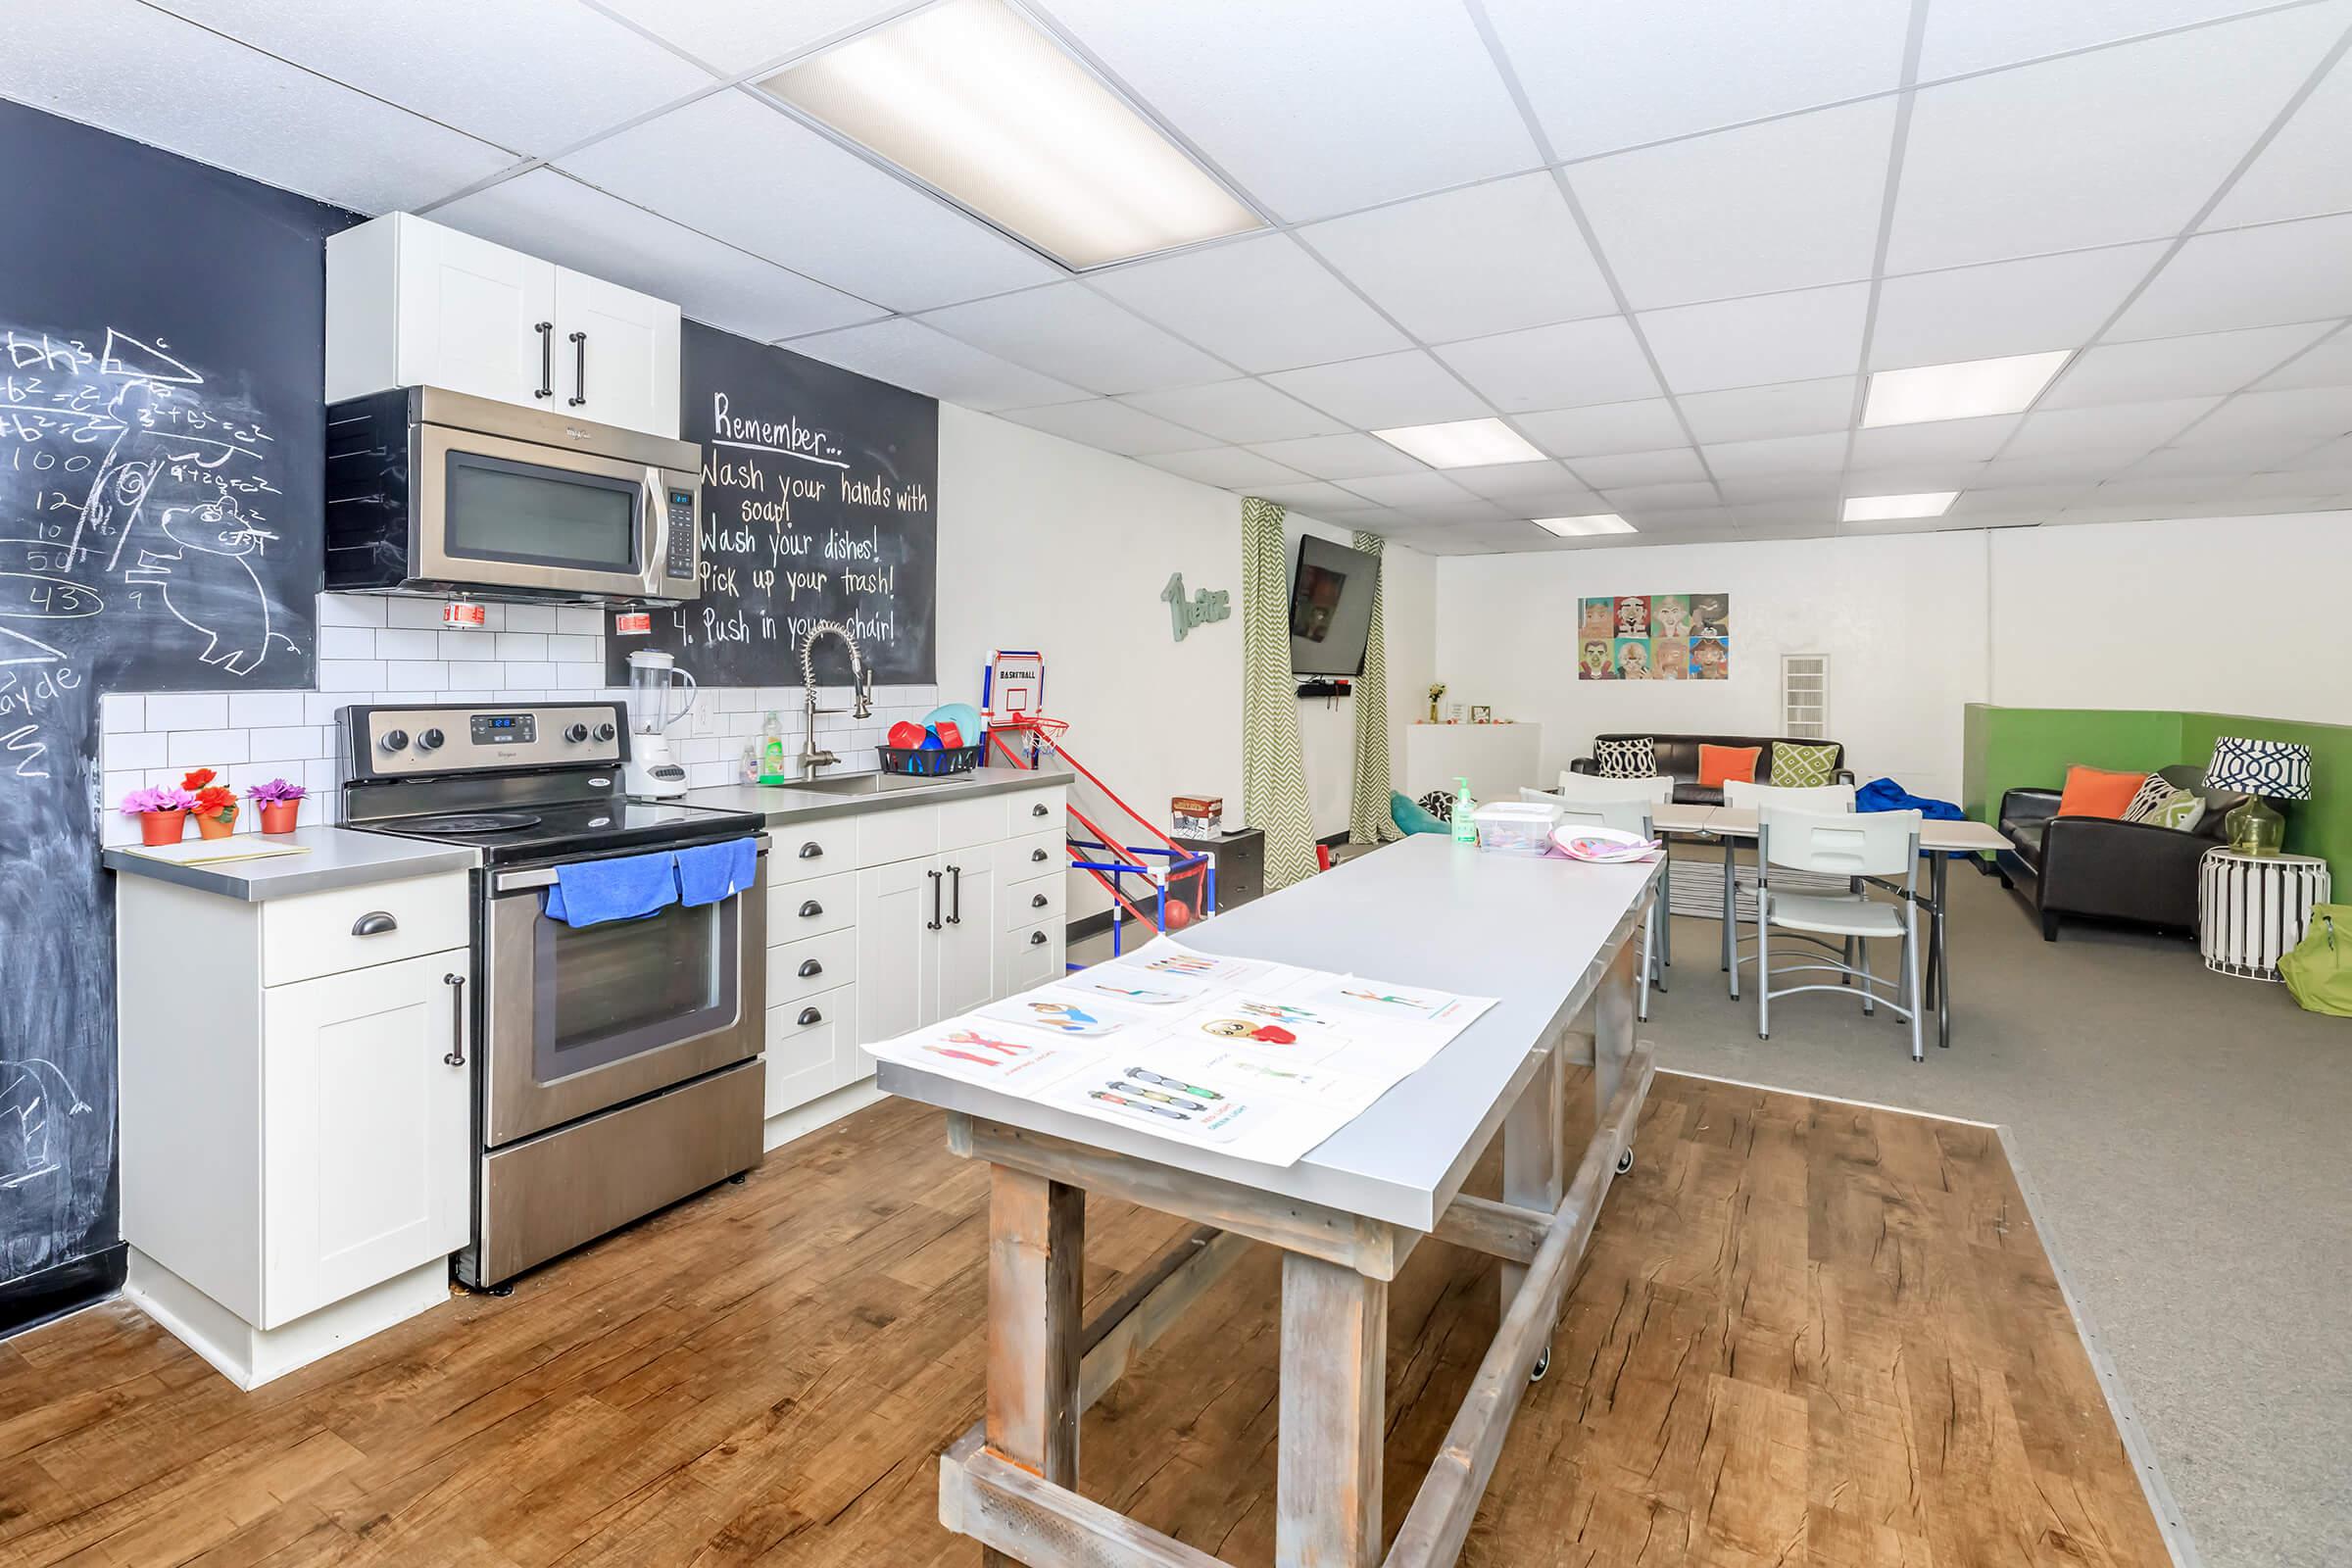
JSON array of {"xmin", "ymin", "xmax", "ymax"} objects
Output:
[{"xmin": 788, "ymin": 771, "xmax": 962, "ymax": 797}]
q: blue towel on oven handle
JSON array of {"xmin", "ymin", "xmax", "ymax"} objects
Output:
[
  {"xmin": 675, "ymin": 837, "xmax": 759, "ymax": 907},
  {"xmin": 544, "ymin": 850, "xmax": 680, "ymax": 927}
]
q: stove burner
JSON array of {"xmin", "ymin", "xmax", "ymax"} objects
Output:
[{"xmin": 400, "ymin": 811, "xmax": 545, "ymax": 835}]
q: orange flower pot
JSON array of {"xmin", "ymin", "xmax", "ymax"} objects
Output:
[
  {"xmin": 197, "ymin": 808, "xmax": 238, "ymax": 840},
  {"xmin": 259, "ymin": 800, "xmax": 301, "ymax": 835},
  {"xmin": 137, "ymin": 809, "xmax": 187, "ymax": 847}
]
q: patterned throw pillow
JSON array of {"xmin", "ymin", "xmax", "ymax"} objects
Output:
[
  {"xmin": 1770, "ymin": 742, "xmax": 1839, "ymax": 789},
  {"xmin": 1417, "ymin": 789, "xmax": 1454, "ymax": 819},
  {"xmin": 2122, "ymin": 773, "xmax": 2179, "ymax": 823},
  {"xmin": 2151, "ymin": 792, "xmax": 2207, "ymax": 832},
  {"xmin": 1594, "ymin": 737, "xmax": 1655, "ymax": 778}
]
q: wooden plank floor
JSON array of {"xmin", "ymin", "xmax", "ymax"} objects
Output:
[{"xmin": 0, "ymin": 1073, "xmax": 2170, "ymax": 1568}]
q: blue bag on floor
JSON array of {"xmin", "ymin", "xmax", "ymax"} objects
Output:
[
  {"xmin": 676, "ymin": 838, "xmax": 758, "ymax": 906},
  {"xmin": 545, "ymin": 851, "xmax": 678, "ymax": 927},
  {"xmin": 1857, "ymin": 777, "xmax": 1964, "ymax": 819}
]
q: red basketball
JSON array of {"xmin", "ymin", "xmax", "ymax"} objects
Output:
[
  {"xmin": 1162, "ymin": 900, "xmax": 1194, "ymax": 930},
  {"xmin": 888, "ymin": 720, "xmax": 924, "ymax": 749}
]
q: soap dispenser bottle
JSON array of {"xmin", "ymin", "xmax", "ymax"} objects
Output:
[
  {"xmin": 760, "ymin": 710, "xmax": 786, "ymax": 778},
  {"xmin": 1450, "ymin": 776, "xmax": 1478, "ymax": 845}
]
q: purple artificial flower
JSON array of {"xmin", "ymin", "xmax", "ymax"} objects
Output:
[
  {"xmin": 245, "ymin": 778, "xmax": 308, "ymax": 804},
  {"xmin": 120, "ymin": 785, "xmax": 197, "ymax": 815}
]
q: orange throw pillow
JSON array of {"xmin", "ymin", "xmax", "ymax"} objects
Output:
[
  {"xmin": 2056, "ymin": 765, "xmax": 2147, "ymax": 819},
  {"xmin": 1698, "ymin": 744, "xmax": 1761, "ymax": 789}
]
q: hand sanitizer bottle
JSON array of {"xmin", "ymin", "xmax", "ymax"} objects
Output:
[{"xmin": 1450, "ymin": 776, "xmax": 1478, "ymax": 844}]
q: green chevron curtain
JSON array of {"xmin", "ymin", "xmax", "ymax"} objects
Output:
[
  {"xmin": 1348, "ymin": 530, "xmax": 1402, "ymax": 846},
  {"xmin": 1241, "ymin": 497, "xmax": 1317, "ymax": 891}
]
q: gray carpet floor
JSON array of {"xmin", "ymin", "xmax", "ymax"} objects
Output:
[{"xmin": 1074, "ymin": 856, "xmax": 2352, "ymax": 1568}]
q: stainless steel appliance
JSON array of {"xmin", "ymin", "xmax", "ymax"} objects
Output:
[
  {"xmin": 324, "ymin": 386, "xmax": 702, "ymax": 604},
  {"xmin": 339, "ymin": 701, "xmax": 766, "ymax": 1288}
]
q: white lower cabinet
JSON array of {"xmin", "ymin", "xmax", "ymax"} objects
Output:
[{"xmin": 762, "ymin": 786, "xmax": 1063, "ymax": 1125}]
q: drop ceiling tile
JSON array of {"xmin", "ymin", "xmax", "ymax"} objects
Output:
[
  {"xmin": 1699, "ymin": 431, "xmax": 1851, "ymax": 480},
  {"xmin": 1042, "ymin": 0, "xmax": 1538, "ymax": 220},
  {"xmin": 1117, "ymin": 380, "xmax": 1345, "ymax": 443},
  {"xmin": 593, "ymin": 0, "xmax": 909, "ymax": 73},
  {"xmin": 1138, "ymin": 447, "xmax": 1309, "ymax": 489},
  {"xmin": 2269, "ymin": 434, "xmax": 2352, "ymax": 470},
  {"xmin": 2113, "ymin": 446, "xmax": 2266, "ymax": 480},
  {"xmin": 1396, "ymin": 499, "xmax": 1512, "ymax": 526},
  {"xmin": 1569, "ymin": 448, "xmax": 1710, "ymax": 489},
  {"xmin": 1946, "ymin": 484, "xmax": 2091, "ymax": 516},
  {"xmin": 1979, "ymin": 447, "xmax": 2154, "ymax": 486},
  {"xmin": 996, "ymin": 399, "xmax": 1206, "ymax": 456},
  {"xmin": 1510, "ymin": 399, "xmax": 1690, "ymax": 459},
  {"xmin": 1640, "ymin": 284, "xmax": 1870, "ymax": 394},
  {"xmin": 1446, "ymin": 462, "xmax": 1598, "ymax": 506},
  {"xmin": 1338, "ymin": 471, "xmax": 1479, "ymax": 509},
  {"xmin": 2038, "ymin": 321, "xmax": 2337, "ymax": 408},
  {"xmin": 0, "ymin": 0, "xmax": 515, "ymax": 212},
  {"xmin": 1090, "ymin": 234, "xmax": 1405, "ymax": 373},
  {"xmin": 2111, "ymin": 214, "xmax": 2352, "ymax": 340},
  {"xmin": 1844, "ymin": 459, "xmax": 1988, "ymax": 493},
  {"xmin": 148, "ymin": 0, "xmax": 716, "ymax": 156},
  {"xmin": 1249, "ymin": 479, "xmax": 1385, "ymax": 516},
  {"xmin": 1869, "ymin": 244, "xmax": 2168, "ymax": 369},
  {"xmin": 559, "ymin": 91, "xmax": 1054, "ymax": 312},
  {"xmin": 1602, "ymin": 480, "xmax": 1722, "ymax": 512},
  {"xmin": 1887, "ymin": 8, "xmax": 2343, "ymax": 272},
  {"xmin": 1676, "ymin": 377, "xmax": 1858, "ymax": 443},
  {"xmin": 1262, "ymin": 351, "xmax": 1492, "ymax": 427},
  {"xmin": 1433, "ymin": 318, "xmax": 1659, "ymax": 413},
  {"xmin": 2230, "ymin": 459, "xmax": 2352, "ymax": 489},
  {"xmin": 1298, "ymin": 172, "xmax": 1614, "ymax": 343},
  {"xmin": 434, "ymin": 171, "xmax": 882, "ymax": 340},
  {"xmin": 784, "ymin": 318, "xmax": 1086, "ymax": 410},
  {"xmin": 1245, "ymin": 433, "xmax": 1428, "ymax": 481},
  {"xmin": 1918, "ymin": 0, "xmax": 2293, "ymax": 78},
  {"xmin": 2168, "ymin": 385, "xmax": 2352, "ymax": 448},
  {"xmin": 2252, "ymin": 327, "xmax": 2352, "ymax": 391},
  {"xmin": 1848, "ymin": 415, "xmax": 2022, "ymax": 466},
  {"xmin": 1484, "ymin": 0, "xmax": 1911, "ymax": 159},
  {"xmin": 1715, "ymin": 473, "xmax": 1842, "ymax": 507},
  {"xmin": 1999, "ymin": 397, "xmax": 2222, "ymax": 459},
  {"xmin": 1568, "ymin": 99, "xmax": 1896, "ymax": 310},
  {"xmin": 2210, "ymin": 50, "xmax": 2352, "ymax": 228},
  {"xmin": 917, "ymin": 283, "xmax": 1230, "ymax": 394}
]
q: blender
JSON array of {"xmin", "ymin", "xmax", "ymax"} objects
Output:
[{"xmin": 623, "ymin": 649, "xmax": 697, "ymax": 799}]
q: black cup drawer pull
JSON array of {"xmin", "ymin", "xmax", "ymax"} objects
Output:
[
  {"xmin": 797, "ymin": 1006, "xmax": 823, "ymax": 1027},
  {"xmin": 1031, "ymin": 892, "xmax": 1049, "ymax": 908},
  {"xmin": 797, "ymin": 958, "xmax": 824, "ymax": 978},
  {"xmin": 798, "ymin": 841, "xmax": 824, "ymax": 859},
  {"xmin": 799, "ymin": 899, "xmax": 823, "ymax": 918},
  {"xmin": 1031, "ymin": 803, "xmax": 1050, "ymax": 816},
  {"xmin": 1029, "ymin": 931, "xmax": 1048, "ymax": 947},
  {"xmin": 352, "ymin": 911, "xmax": 398, "ymax": 936},
  {"xmin": 1031, "ymin": 848, "xmax": 1049, "ymax": 862}
]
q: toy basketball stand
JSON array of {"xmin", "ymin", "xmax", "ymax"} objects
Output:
[{"xmin": 985, "ymin": 654, "xmax": 1212, "ymax": 963}]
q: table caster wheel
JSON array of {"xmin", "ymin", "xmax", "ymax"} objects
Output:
[
  {"xmin": 1530, "ymin": 1345, "xmax": 1550, "ymax": 1384},
  {"xmin": 1615, "ymin": 1148, "xmax": 1634, "ymax": 1176},
  {"xmin": 728, "ymin": 1172, "xmax": 748, "ymax": 1185}
]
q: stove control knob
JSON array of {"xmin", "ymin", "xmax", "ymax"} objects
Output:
[
  {"xmin": 593, "ymin": 722, "xmax": 617, "ymax": 743},
  {"xmin": 416, "ymin": 727, "xmax": 445, "ymax": 752},
  {"xmin": 564, "ymin": 722, "xmax": 590, "ymax": 744},
  {"xmin": 378, "ymin": 728, "xmax": 410, "ymax": 752}
]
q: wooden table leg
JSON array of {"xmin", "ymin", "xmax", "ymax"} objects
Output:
[
  {"xmin": 1592, "ymin": 931, "xmax": 1637, "ymax": 1132},
  {"xmin": 984, "ymin": 1164, "xmax": 1084, "ymax": 1566},
  {"xmin": 1499, "ymin": 1042, "xmax": 1562, "ymax": 1312},
  {"xmin": 1278, "ymin": 1250, "xmax": 1387, "ymax": 1568}
]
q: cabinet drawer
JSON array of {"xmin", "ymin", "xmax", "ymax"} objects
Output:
[
  {"xmin": 764, "ymin": 984, "xmax": 854, "ymax": 1116},
  {"xmin": 1004, "ymin": 871, "xmax": 1066, "ymax": 931},
  {"xmin": 1006, "ymin": 830, "xmax": 1063, "ymax": 877},
  {"xmin": 261, "ymin": 871, "xmax": 470, "ymax": 989},
  {"xmin": 766, "ymin": 927, "xmax": 857, "ymax": 1005},
  {"xmin": 857, "ymin": 803, "xmax": 938, "ymax": 866},
  {"xmin": 768, "ymin": 869, "xmax": 854, "ymax": 941},
  {"xmin": 998, "ymin": 917, "xmax": 1064, "ymax": 996},
  {"xmin": 938, "ymin": 793, "xmax": 1008, "ymax": 852},
  {"xmin": 769, "ymin": 817, "xmax": 854, "ymax": 884},
  {"xmin": 1012, "ymin": 788, "xmax": 1065, "ymax": 828}
]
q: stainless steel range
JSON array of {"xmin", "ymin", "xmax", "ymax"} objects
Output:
[{"xmin": 338, "ymin": 701, "xmax": 767, "ymax": 1288}]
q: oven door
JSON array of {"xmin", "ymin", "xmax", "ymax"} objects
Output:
[
  {"xmin": 416, "ymin": 422, "xmax": 693, "ymax": 601},
  {"xmin": 483, "ymin": 847, "xmax": 766, "ymax": 1147}
]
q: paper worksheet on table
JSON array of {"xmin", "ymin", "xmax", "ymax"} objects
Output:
[{"xmin": 867, "ymin": 937, "xmax": 1496, "ymax": 1166}]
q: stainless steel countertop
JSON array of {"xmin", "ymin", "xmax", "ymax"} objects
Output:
[
  {"xmin": 103, "ymin": 826, "xmax": 480, "ymax": 902},
  {"xmin": 682, "ymin": 764, "xmax": 1064, "ymax": 826}
]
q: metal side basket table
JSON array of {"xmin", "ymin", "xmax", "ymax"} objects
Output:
[{"xmin": 2199, "ymin": 848, "xmax": 2331, "ymax": 981}]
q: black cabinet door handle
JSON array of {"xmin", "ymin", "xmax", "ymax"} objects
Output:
[
  {"xmin": 534, "ymin": 320, "xmax": 554, "ymax": 398},
  {"xmin": 799, "ymin": 899, "xmax": 823, "ymax": 918},
  {"xmin": 568, "ymin": 329, "xmax": 587, "ymax": 407},
  {"xmin": 352, "ymin": 911, "xmax": 398, "ymax": 936},
  {"xmin": 1029, "ymin": 931, "xmax": 1048, "ymax": 947},
  {"xmin": 1032, "ymin": 803, "xmax": 1050, "ymax": 817},
  {"xmin": 798, "ymin": 841, "xmax": 824, "ymax": 858},
  {"xmin": 926, "ymin": 868, "xmax": 943, "ymax": 931},
  {"xmin": 1031, "ymin": 892, "xmax": 1049, "ymax": 908},
  {"xmin": 1031, "ymin": 848, "xmax": 1048, "ymax": 862},
  {"xmin": 443, "ymin": 973, "xmax": 467, "ymax": 1066},
  {"xmin": 797, "ymin": 958, "xmax": 823, "ymax": 978},
  {"xmin": 947, "ymin": 863, "xmax": 961, "ymax": 925},
  {"xmin": 797, "ymin": 1006, "xmax": 822, "ymax": 1027}
]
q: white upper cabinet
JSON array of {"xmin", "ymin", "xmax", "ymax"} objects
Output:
[{"xmin": 327, "ymin": 212, "xmax": 681, "ymax": 439}]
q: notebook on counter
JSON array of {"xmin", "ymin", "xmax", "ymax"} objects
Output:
[{"xmin": 115, "ymin": 837, "xmax": 314, "ymax": 867}]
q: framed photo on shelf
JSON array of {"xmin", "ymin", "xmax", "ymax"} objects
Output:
[{"xmin": 1470, "ymin": 705, "xmax": 1493, "ymax": 723}]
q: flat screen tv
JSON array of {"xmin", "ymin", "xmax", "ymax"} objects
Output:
[{"xmin": 1288, "ymin": 534, "xmax": 1379, "ymax": 677}]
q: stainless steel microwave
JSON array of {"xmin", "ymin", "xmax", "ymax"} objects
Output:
[{"xmin": 324, "ymin": 386, "xmax": 702, "ymax": 604}]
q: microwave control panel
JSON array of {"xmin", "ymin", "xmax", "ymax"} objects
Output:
[{"xmin": 662, "ymin": 488, "xmax": 696, "ymax": 581}]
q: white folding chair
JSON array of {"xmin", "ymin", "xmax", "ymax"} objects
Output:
[
  {"xmin": 1720, "ymin": 780, "xmax": 1858, "ymax": 1000},
  {"xmin": 1523, "ymin": 782, "xmax": 1668, "ymax": 1021},
  {"xmin": 1755, "ymin": 807, "xmax": 1926, "ymax": 1060}
]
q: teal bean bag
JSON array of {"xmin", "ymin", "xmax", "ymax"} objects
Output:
[{"xmin": 1391, "ymin": 790, "xmax": 1449, "ymax": 836}]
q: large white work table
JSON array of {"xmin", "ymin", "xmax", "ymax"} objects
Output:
[{"xmin": 879, "ymin": 833, "xmax": 1660, "ymax": 1568}]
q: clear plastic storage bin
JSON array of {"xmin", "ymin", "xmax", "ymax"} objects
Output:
[{"xmin": 1470, "ymin": 801, "xmax": 1557, "ymax": 856}]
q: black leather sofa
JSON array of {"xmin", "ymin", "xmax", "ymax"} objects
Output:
[
  {"xmin": 1567, "ymin": 732, "xmax": 1856, "ymax": 807},
  {"xmin": 1997, "ymin": 764, "xmax": 2250, "ymax": 941}
]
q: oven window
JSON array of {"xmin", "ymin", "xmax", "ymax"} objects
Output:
[
  {"xmin": 445, "ymin": 451, "xmax": 641, "ymax": 573},
  {"xmin": 533, "ymin": 898, "xmax": 739, "ymax": 1082}
]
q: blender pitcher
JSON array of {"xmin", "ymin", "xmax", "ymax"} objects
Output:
[{"xmin": 623, "ymin": 650, "xmax": 697, "ymax": 798}]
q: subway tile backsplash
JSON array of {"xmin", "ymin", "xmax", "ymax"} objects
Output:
[{"xmin": 100, "ymin": 593, "xmax": 943, "ymax": 847}]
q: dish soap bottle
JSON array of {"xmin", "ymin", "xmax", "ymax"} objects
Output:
[
  {"xmin": 1450, "ymin": 776, "xmax": 1478, "ymax": 845},
  {"xmin": 760, "ymin": 710, "xmax": 785, "ymax": 780}
]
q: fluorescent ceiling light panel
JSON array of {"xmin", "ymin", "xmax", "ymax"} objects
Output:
[
  {"xmin": 760, "ymin": 0, "xmax": 1263, "ymax": 269},
  {"xmin": 1841, "ymin": 491, "xmax": 1957, "ymax": 521},
  {"xmin": 1371, "ymin": 417, "xmax": 1545, "ymax": 468},
  {"xmin": 1533, "ymin": 514, "xmax": 1637, "ymax": 536},
  {"xmin": 1863, "ymin": 350, "xmax": 2073, "ymax": 427}
]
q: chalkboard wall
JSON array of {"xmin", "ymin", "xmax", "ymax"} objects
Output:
[
  {"xmin": 0, "ymin": 101, "xmax": 351, "ymax": 1310},
  {"xmin": 608, "ymin": 321, "xmax": 939, "ymax": 688}
]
